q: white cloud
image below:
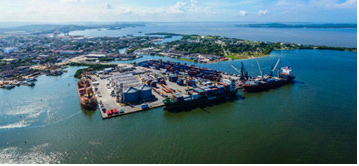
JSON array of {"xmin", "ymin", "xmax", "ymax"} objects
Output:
[
  {"xmin": 258, "ymin": 10, "xmax": 270, "ymax": 15},
  {"xmin": 333, "ymin": 0, "xmax": 356, "ymax": 8},
  {"xmin": 0, "ymin": 0, "xmax": 354, "ymax": 22},
  {"xmin": 168, "ymin": 2, "xmax": 187, "ymax": 14},
  {"xmin": 239, "ymin": 11, "xmax": 248, "ymax": 16}
]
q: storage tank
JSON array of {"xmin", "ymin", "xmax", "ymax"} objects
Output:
[
  {"xmin": 139, "ymin": 84, "xmax": 152, "ymax": 100},
  {"xmin": 124, "ymin": 87, "xmax": 138, "ymax": 102}
]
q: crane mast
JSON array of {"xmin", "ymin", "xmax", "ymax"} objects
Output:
[
  {"xmin": 240, "ymin": 61, "xmax": 245, "ymax": 80},
  {"xmin": 186, "ymin": 77, "xmax": 190, "ymax": 95},
  {"xmin": 213, "ymin": 74, "xmax": 220, "ymax": 86}
]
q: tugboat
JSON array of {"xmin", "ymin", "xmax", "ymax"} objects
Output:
[{"xmin": 77, "ymin": 78, "xmax": 97, "ymax": 110}]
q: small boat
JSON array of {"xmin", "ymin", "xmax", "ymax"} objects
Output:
[
  {"xmin": 13, "ymin": 81, "xmax": 20, "ymax": 86},
  {"xmin": 28, "ymin": 82, "xmax": 35, "ymax": 86},
  {"xmin": 3, "ymin": 85, "xmax": 15, "ymax": 89},
  {"xmin": 26, "ymin": 77, "xmax": 37, "ymax": 82}
]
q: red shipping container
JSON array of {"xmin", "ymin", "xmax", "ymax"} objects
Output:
[
  {"xmin": 107, "ymin": 110, "xmax": 112, "ymax": 115},
  {"xmin": 112, "ymin": 108, "xmax": 119, "ymax": 114}
]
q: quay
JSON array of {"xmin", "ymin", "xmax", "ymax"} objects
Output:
[
  {"xmin": 90, "ymin": 72, "xmax": 165, "ymax": 119},
  {"xmin": 82, "ymin": 60, "xmax": 246, "ymax": 119}
]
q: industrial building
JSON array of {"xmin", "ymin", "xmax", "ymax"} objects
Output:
[
  {"xmin": 109, "ymin": 72, "xmax": 153, "ymax": 104},
  {"xmin": 111, "ymin": 73, "xmax": 142, "ymax": 88}
]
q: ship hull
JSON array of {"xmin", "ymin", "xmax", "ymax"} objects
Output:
[
  {"xmin": 80, "ymin": 101, "xmax": 97, "ymax": 110},
  {"xmin": 77, "ymin": 81, "xmax": 97, "ymax": 111},
  {"xmin": 243, "ymin": 76, "xmax": 295, "ymax": 92},
  {"xmin": 163, "ymin": 89, "xmax": 237, "ymax": 110}
]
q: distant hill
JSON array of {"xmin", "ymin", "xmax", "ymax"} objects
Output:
[{"xmin": 235, "ymin": 23, "xmax": 357, "ymax": 29}]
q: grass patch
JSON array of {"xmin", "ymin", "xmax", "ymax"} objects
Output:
[
  {"xmin": 179, "ymin": 58, "xmax": 195, "ymax": 62},
  {"xmin": 225, "ymin": 52, "xmax": 269, "ymax": 59}
]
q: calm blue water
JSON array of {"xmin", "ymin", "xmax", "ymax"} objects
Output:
[
  {"xmin": 0, "ymin": 49, "xmax": 356, "ymax": 163},
  {"xmin": 69, "ymin": 22, "xmax": 357, "ymax": 48}
]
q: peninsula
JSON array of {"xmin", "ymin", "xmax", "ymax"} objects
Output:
[{"xmin": 133, "ymin": 33, "xmax": 357, "ymax": 62}]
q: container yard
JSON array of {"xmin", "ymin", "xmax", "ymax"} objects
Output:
[{"xmin": 80, "ymin": 59, "xmax": 246, "ymax": 119}]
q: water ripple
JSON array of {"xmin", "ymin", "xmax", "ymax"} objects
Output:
[{"xmin": 0, "ymin": 143, "xmax": 65, "ymax": 164}]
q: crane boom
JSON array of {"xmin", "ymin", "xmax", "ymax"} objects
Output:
[
  {"xmin": 256, "ymin": 60, "xmax": 263, "ymax": 76},
  {"xmin": 256, "ymin": 60, "xmax": 264, "ymax": 80},
  {"xmin": 230, "ymin": 63, "xmax": 241, "ymax": 74},
  {"xmin": 271, "ymin": 56, "xmax": 281, "ymax": 72}
]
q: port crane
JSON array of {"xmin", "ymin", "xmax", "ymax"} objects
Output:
[
  {"xmin": 186, "ymin": 77, "xmax": 190, "ymax": 95},
  {"xmin": 230, "ymin": 62, "xmax": 247, "ymax": 80},
  {"xmin": 256, "ymin": 59, "xmax": 264, "ymax": 80},
  {"xmin": 213, "ymin": 74, "xmax": 220, "ymax": 86},
  {"xmin": 271, "ymin": 56, "xmax": 281, "ymax": 76},
  {"xmin": 230, "ymin": 63, "xmax": 241, "ymax": 74}
]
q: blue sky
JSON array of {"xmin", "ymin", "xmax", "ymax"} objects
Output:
[{"xmin": 0, "ymin": 0, "xmax": 356, "ymax": 23}]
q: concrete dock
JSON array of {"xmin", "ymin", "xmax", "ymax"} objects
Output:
[
  {"xmin": 88, "ymin": 64, "xmax": 243, "ymax": 120},
  {"xmin": 91, "ymin": 74, "xmax": 165, "ymax": 119}
]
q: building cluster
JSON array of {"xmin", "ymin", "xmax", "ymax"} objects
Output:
[
  {"xmin": 100, "ymin": 66, "xmax": 152, "ymax": 104},
  {"xmin": 0, "ymin": 34, "xmax": 164, "ymax": 79}
]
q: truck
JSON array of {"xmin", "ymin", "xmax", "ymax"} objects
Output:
[{"xmin": 141, "ymin": 104, "xmax": 149, "ymax": 110}]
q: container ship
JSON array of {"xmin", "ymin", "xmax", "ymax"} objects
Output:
[
  {"xmin": 163, "ymin": 80, "xmax": 237, "ymax": 110},
  {"xmin": 77, "ymin": 78, "xmax": 97, "ymax": 110},
  {"xmin": 242, "ymin": 57, "xmax": 295, "ymax": 92}
]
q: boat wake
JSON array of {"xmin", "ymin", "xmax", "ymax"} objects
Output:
[
  {"xmin": 0, "ymin": 110, "xmax": 81, "ymax": 130},
  {"xmin": 0, "ymin": 143, "xmax": 66, "ymax": 164},
  {"xmin": 0, "ymin": 110, "xmax": 44, "ymax": 129}
]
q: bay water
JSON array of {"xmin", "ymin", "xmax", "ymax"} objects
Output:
[
  {"xmin": 69, "ymin": 22, "xmax": 357, "ymax": 48},
  {"xmin": 0, "ymin": 22, "xmax": 356, "ymax": 163}
]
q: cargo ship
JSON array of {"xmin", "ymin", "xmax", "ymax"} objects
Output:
[
  {"xmin": 77, "ymin": 78, "xmax": 97, "ymax": 110},
  {"xmin": 242, "ymin": 57, "xmax": 295, "ymax": 92},
  {"xmin": 163, "ymin": 80, "xmax": 237, "ymax": 110}
]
